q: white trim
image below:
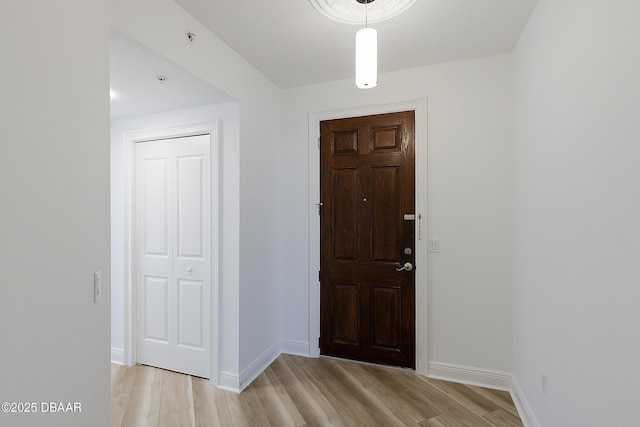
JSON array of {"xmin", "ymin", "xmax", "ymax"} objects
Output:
[
  {"xmin": 238, "ymin": 341, "xmax": 281, "ymax": 392},
  {"xmin": 427, "ymin": 361, "xmax": 512, "ymax": 391},
  {"xmin": 122, "ymin": 121, "xmax": 220, "ymax": 382},
  {"xmin": 281, "ymin": 339, "xmax": 311, "ymax": 357},
  {"xmin": 511, "ymin": 376, "xmax": 541, "ymax": 427},
  {"xmin": 226, "ymin": 340, "xmax": 309, "ymax": 392},
  {"xmin": 218, "ymin": 371, "xmax": 241, "ymax": 393},
  {"xmin": 111, "ymin": 346, "xmax": 124, "ymax": 365},
  {"xmin": 307, "ymin": 98, "xmax": 428, "ymax": 373},
  {"xmin": 208, "ymin": 123, "xmax": 221, "ymax": 387}
]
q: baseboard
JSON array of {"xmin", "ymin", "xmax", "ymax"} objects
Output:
[
  {"xmin": 237, "ymin": 341, "xmax": 281, "ymax": 392},
  {"xmin": 217, "ymin": 340, "xmax": 303, "ymax": 394},
  {"xmin": 280, "ymin": 339, "xmax": 310, "ymax": 357},
  {"xmin": 511, "ymin": 376, "xmax": 541, "ymax": 427},
  {"xmin": 427, "ymin": 361, "xmax": 512, "ymax": 391},
  {"xmin": 218, "ymin": 371, "xmax": 241, "ymax": 393},
  {"xmin": 111, "ymin": 346, "xmax": 124, "ymax": 365}
]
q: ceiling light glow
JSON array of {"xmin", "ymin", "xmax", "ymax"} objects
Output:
[
  {"xmin": 355, "ymin": 27, "xmax": 377, "ymax": 89},
  {"xmin": 355, "ymin": 0, "xmax": 377, "ymax": 89}
]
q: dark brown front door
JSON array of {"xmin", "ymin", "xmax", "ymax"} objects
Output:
[{"xmin": 320, "ymin": 110, "xmax": 415, "ymax": 369}]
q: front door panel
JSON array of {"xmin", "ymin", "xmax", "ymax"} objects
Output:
[{"xmin": 320, "ymin": 111, "xmax": 416, "ymax": 368}]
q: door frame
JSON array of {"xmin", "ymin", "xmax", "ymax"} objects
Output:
[
  {"xmin": 309, "ymin": 99, "xmax": 428, "ymax": 375},
  {"xmin": 122, "ymin": 121, "xmax": 221, "ymax": 385}
]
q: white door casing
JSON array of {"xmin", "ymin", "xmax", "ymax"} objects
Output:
[
  {"xmin": 308, "ymin": 99, "xmax": 428, "ymax": 375},
  {"xmin": 136, "ymin": 134, "xmax": 211, "ymax": 378}
]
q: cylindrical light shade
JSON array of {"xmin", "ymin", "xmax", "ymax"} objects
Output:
[{"xmin": 355, "ymin": 27, "xmax": 377, "ymax": 89}]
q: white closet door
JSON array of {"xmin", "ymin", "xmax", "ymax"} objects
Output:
[
  {"xmin": 136, "ymin": 135, "xmax": 211, "ymax": 378},
  {"xmin": 172, "ymin": 135, "xmax": 211, "ymax": 377}
]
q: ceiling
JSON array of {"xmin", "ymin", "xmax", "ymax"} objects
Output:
[
  {"xmin": 110, "ymin": 30, "xmax": 233, "ymax": 119},
  {"xmin": 174, "ymin": 0, "xmax": 538, "ymax": 89},
  {"xmin": 110, "ymin": 0, "xmax": 538, "ymax": 118}
]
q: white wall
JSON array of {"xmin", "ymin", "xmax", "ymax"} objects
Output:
[
  {"xmin": 111, "ymin": 0, "xmax": 281, "ymax": 388},
  {"xmin": 280, "ymin": 54, "xmax": 514, "ymax": 376},
  {"xmin": 110, "ymin": 103, "xmax": 239, "ymax": 363},
  {"xmin": 0, "ymin": 1, "xmax": 111, "ymax": 426},
  {"xmin": 512, "ymin": 1, "xmax": 640, "ymax": 426}
]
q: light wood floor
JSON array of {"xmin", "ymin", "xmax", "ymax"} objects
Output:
[{"xmin": 111, "ymin": 354, "xmax": 523, "ymax": 427}]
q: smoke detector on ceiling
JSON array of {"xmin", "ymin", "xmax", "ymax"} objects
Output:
[{"xmin": 309, "ymin": 0, "xmax": 417, "ymax": 24}]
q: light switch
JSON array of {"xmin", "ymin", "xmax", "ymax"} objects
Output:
[
  {"xmin": 94, "ymin": 271, "xmax": 101, "ymax": 303},
  {"xmin": 429, "ymin": 240, "xmax": 440, "ymax": 253}
]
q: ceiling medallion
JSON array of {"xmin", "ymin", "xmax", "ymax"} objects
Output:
[{"xmin": 309, "ymin": 0, "xmax": 417, "ymax": 25}]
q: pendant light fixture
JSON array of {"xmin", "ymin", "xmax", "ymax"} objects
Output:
[{"xmin": 355, "ymin": 0, "xmax": 377, "ymax": 89}]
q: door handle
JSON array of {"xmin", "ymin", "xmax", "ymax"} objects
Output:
[{"xmin": 396, "ymin": 262, "xmax": 414, "ymax": 272}]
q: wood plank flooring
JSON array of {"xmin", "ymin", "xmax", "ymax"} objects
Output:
[{"xmin": 111, "ymin": 354, "xmax": 523, "ymax": 427}]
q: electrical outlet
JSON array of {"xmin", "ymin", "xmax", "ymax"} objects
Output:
[{"xmin": 540, "ymin": 371, "xmax": 548, "ymax": 395}]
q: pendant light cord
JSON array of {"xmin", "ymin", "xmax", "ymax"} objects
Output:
[{"xmin": 365, "ymin": 0, "xmax": 368, "ymax": 28}]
